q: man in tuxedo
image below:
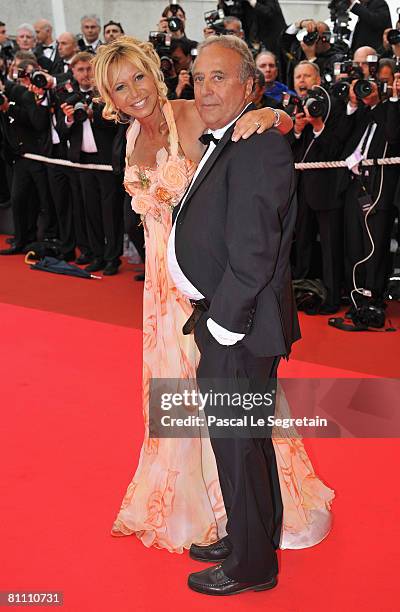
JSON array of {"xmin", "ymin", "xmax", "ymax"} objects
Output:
[
  {"xmin": 33, "ymin": 19, "xmax": 60, "ymax": 68},
  {"xmin": 58, "ymin": 52, "xmax": 123, "ymax": 274},
  {"xmin": 52, "ymin": 33, "xmax": 77, "ymax": 82},
  {"xmin": 168, "ymin": 35, "xmax": 299, "ymax": 595},
  {"xmin": 78, "ymin": 15, "xmax": 102, "ymax": 54},
  {"xmin": 350, "ymin": 0, "xmax": 392, "ymax": 53},
  {"xmin": 290, "ymin": 61, "xmax": 348, "ymax": 313},
  {"xmin": 337, "ymin": 79, "xmax": 400, "ymax": 308}
]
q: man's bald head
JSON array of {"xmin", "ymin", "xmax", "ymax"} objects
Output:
[
  {"xmin": 34, "ymin": 19, "xmax": 53, "ymax": 45},
  {"xmin": 57, "ymin": 32, "xmax": 78, "ymax": 60},
  {"xmin": 353, "ymin": 46, "xmax": 377, "ymax": 77}
]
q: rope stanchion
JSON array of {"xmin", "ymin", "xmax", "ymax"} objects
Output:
[
  {"xmin": 21, "ymin": 152, "xmax": 400, "ymax": 173},
  {"xmin": 22, "ymin": 153, "xmax": 113, "ymax": 172},
  {"xmin": 295, "ymin": 157, "xmax": 400, "ymax": 170}
]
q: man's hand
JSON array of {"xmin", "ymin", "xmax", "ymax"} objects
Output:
[
  {"xmin": 296, "ymin": 19, "xmax": 317, "ymax": 32},
  {"xmin": 294, "ymin": 111, "xmax": 308, "ymax": 135},
  {"xmin": 61, "ymin": 101, "xmax": 75, "ymax": 122},
  {"xmin": 245, "ymin": 0, "xmax": 257, "ymax": 7},
  {"xmin": 158, "ymin": 17, "xmax": 169, "ymax": 33},
  {"xmin": 303, "ymin": 107, "xmax": 324, "ymax": 132},
  {"xmin": 203, "ymin": 27, "xmax": 215, "ymax": 39},
  {"xmin": 348, "ymin": 81, "xmax": 358, "ymax": 109},
  {"xmin": 175, "ymin": 70, "xmax": 191, "ymax": 98},
  {"xmin": 0, "ymin": 94, "xmax": 9, "ymax": 112}
]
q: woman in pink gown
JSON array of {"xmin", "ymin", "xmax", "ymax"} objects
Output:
[{"xmin": 93, "ymin": 36, "xmax": 334, "ymax": 553}]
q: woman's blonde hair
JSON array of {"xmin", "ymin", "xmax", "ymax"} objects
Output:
[{"xmin": 92, "ymin": 35, "xmax": 168, "ymax": 122}]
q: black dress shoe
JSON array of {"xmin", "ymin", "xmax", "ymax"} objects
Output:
[
  {"xmin": 6, "ymin": 237, "xmax": 15, "ymax": 244},
  {"xmin": 134, "ymin": 273, "xmax": 145, "ymax": 281},
  {"xmin": 190, "ymin": 538, "xmax": 231, "ymax": 563},
  {"xmin": 75, "ymin": 253, "xmax": 92, "ymax": 265},
  {"xmin": 85, "ymin": 258, "xmax": 106, "ymax": 272},
  {"xmin": 0, "ymin": 245, "xmax": 25, "ymax": 255},
  {"xmin": 0, "ymin": 200, "xmax": 11, "ymax": 209},
  {"xmin": 188, "ymin": 564, "xmax": 277, "ymax": 596},
  {"xmin": 103, "ymin": 260, "xmax": 121, "ymax": 276}
]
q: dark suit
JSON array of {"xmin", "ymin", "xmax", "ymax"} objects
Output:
[
  {"xmin": 338, "ymin": 101, "xmax": 400, "ymax": 299},
  {"xmin": 350, "ymin": 0, "xmax": 392, "ymax": 52},
  {"xmin": 1, "ymin": 82, "xmax": 54, "ymax": 245},
  {"xmin": 174, "ymin": 109, "xmax": 299, "ymax": 582},
  {"xmin": 290, "ymin": 100, "xmax": 349, "ymax": 307},
  {"xmin": 234, "ymin": 0, "xmax": 286, "ymax": 55},
  {"xmin": 57, "ymin": 96, "xmax": 123, "ymax": 262}
]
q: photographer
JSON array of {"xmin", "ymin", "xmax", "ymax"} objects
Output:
[
  {"xmin": 379, "ymin": 23, "xmax": 400, "ymax": 61},
  {"xmin": 349, "ymin": 0, "xmax": 392, "ymax": 53},
  {"xmin": 290, "ymin": 61, "xmax": 348, "ymax": 313},
  {"xmin": 0, "ymin": 59, "xmax": 55, "ymax": 254},
  {"xmin": 281, "ymin": 20, "xmax": 344, "ymax": 89},
  {"xmin": 337, "ymin": 67, "xmax": 400, "ymax": 309},
  {"xmin": 169, "ymin": 38, "xmax": 197, "ymax": 100},
  {"xmin": 57, "ymin": 52, "xmax": 123, "ymax": 275},
  {"xmin": 220, "ymin": 0, "xmax": 286, "ymax": 55},
  {"xmin": 204, "ymin": 15, "xmax": 245, "ymax": 39},
  {"xmin": 158, "ymin": 4, "xmax": 191, "ymax": 41}
]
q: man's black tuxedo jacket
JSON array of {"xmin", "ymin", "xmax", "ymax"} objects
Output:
[
  {"xmin": 174, "ymin": 120, "xmax": 300, "ymax": 358},
  {"xmin": 56, "ymin": 97, "xmax": 118, "ymax": 164},
  {"xmin": 336, "ymin": 101, "xmax": 400, "ymax": 209},
  {"xmin": 350, "ymin": 0, "xmax": 392, "ymax": 52},
  {"xmin": 290, "ymin": 100, "xmax": 350, "ymax": 211}
]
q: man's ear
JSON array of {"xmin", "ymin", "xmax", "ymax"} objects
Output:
[{"xmin": 245, "ymin": 77, "xmax": 254, "ymax": 99}]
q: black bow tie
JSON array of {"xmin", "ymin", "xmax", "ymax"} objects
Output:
[
  {"xmin": 199, "ymin": 133, "xmax": 220, "ymax": 147},
  {"xmin": 42, "ymin": 45, "xmax": 54, "ymax": 50}
]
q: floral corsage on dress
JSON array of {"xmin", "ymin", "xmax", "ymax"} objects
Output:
[{"xmin": 124, "ymin": 148, "xmax": 194, "ymax": 225}]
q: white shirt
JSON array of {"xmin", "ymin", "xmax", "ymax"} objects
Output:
[
  {"xmin": 346, "ymin": 103, "xmax": 377, "ymax": 174},
  {"xmin": 65, "ymin": 89, "xmax": 98, "ymax": 154},
  {"xmin": 42, "ymin": 41, "xmax": 57, "ymax": 61},
  {"xmin": 167, "ymin": 108, "xmax": 251, "ymax": 346}
]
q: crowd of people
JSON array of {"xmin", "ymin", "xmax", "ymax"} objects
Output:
[{"xmin": 0, "ymin": 2, "xmax": 400, "ymax": 318}]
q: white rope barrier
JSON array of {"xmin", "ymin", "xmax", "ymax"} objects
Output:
[
  {"xmin": 23, "ymin": 153, "xmax": 113, "ymax": 172},
  {"xmin": 295, "ymin": 157, "xmax": 400, "ymax": 170},
  {"xmin": 22, "ymin": 152, "xmax": 400, "ymax": 172}
]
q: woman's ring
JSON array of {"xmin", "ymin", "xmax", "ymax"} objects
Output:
[{"xmin": 255, "ymin": 121, "xmax": 261, "ymax": 129}]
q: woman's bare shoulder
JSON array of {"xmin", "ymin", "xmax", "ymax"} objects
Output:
[{"xmin": 170, "ymin": 99, "xmax": 206, "ymax": 163}]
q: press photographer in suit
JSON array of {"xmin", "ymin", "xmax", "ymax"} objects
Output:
[
  {"xmin": 0, "ymin": 59, "xmax": 55, "ymax": 253},
  {"xmin": 290, "ymin": 61, "xmax": 348, "ymax": 313},
  {"xmin": 337, "ymin": 74, "xmax": 400, "ymax": 307},
  {"xmin": 58, "ymin": 52, "xmax": 123, "ymax": 274}
]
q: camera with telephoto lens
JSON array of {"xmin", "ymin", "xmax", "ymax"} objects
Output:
[
  {"xmin": 302, "ymin": 31, "xmax": 319, "ymax": 46},
  {"xmin": 283, "ymin": 87, "xmax": 329, "ymax": 118},
  {"xmin": 387, "ymin": 29, "xmax": 400, "ymax": 46},
  {"xmin": 16, "ymin": 67, "xmax": 49, "ymax": 89},
  {"xmin": 149, "ymin": 32, "xmax": 175, "ymax": 79},
  {"xmin": 204, "ymin": 9, "xmax": 227, "ymax": 35},
  {"xmin": 331, "ymin": 61, "xmax": 364, "ymax": 99},
  {"xmin": 56, "ymin": 82, "xmax": 93, "ymax": 123},
  {"xmin": 166, "ymin": 4, "xmax": 184, "ymax": 33}
]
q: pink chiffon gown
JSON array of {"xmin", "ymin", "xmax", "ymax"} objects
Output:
[{"xmin": 112, "ymin": 100, "xmax": 334, "ymax": 552}]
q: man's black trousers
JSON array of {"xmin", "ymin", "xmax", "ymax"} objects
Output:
[{"xmin": 194, "ymin": 312, "xmax": 283, "ymax": 583}]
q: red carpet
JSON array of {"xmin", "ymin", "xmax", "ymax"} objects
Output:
[{"xmin": 1, "ymin": 235, "xmax": 399, "ymax": 611}]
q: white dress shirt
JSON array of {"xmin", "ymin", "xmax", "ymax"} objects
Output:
[
  {"xmin": 42, "ymin": 41, "xmax": 57, "ymax": 61},
  {"xmin": 167, "ymin": 108, "xmax": 251, "ymax": 345},
  {"xmin": 65, "ymin": 89, "xmax": 98, "ymax": 154},
  {"xmin": 345, "ymin": 104, "xmax": 377, "ymax": 174}
]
